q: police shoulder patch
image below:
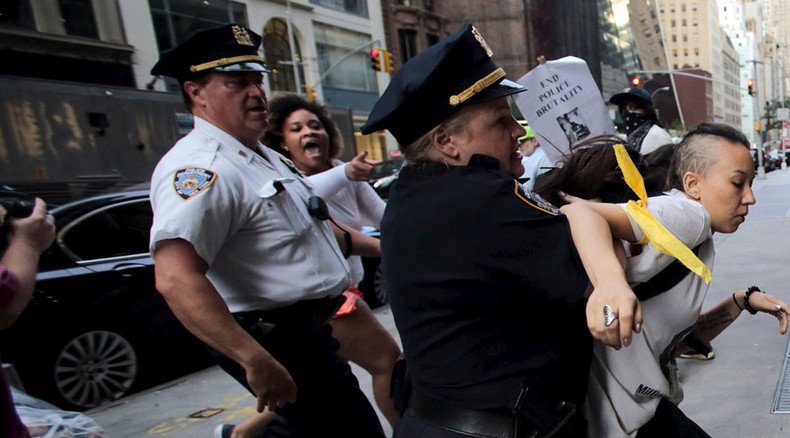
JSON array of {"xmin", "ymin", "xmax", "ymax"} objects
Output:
[
  {"xmin": 173, "ymin": 167, "xmax": 217, "ymax": 201},
  {"xmin": 513, "ymin": 181, "xmax": 560, "ymax": 215}
]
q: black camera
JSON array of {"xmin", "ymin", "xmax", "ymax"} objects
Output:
[
  {"xmin": 0, "ymin": 194, "xmax": 36, "ymax": 252},
  {"xmin": 0, "ymin": 196, "xmax": 35, "ymax": 222}
]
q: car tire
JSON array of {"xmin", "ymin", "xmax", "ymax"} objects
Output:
[
  {"xmin": 371, "ymin": 264, "xmax": 389, "ymax": 307},
  {"xmin": 51, "ymin": 330, "xmax": 139, "ymax": 409}
]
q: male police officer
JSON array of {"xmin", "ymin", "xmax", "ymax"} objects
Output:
[{"xmin": 148, "ymin": 24, "xmax": 384, "ymax": 437}]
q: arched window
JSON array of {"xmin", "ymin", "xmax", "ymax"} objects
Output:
[{"xmin": 263, "ymin": 18, "xmax": 305, "ymax": 93}]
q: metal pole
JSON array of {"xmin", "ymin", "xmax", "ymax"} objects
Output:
[
  {"xmin": 653, "ymin": 0, "xmax": 686, "ymax": 131},
  {"xmin": 286, "ymin": 0, "xmax": 303, "ymax": 95},
  {"xmin": 752, "ymin": 59, "xmax": 766, "ymax": 180}
]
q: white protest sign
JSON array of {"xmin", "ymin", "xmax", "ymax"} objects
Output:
[{"xmin": 513, "ymin": 57, "xmax": 615, "ymax": 166}]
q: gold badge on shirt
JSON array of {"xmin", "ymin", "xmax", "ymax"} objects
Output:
[{"xmin": 173, "ymin": 167, "xmax": 217, "ymax": 201}]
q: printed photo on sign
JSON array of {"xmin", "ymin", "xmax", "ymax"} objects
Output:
[{"xmin": 556, "ymin": 108, "xmax": 591, "ymax": 145}]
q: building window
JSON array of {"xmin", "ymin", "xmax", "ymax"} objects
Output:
[
  {"xmin": 694, "ymin": 47, "xmax": 700, "ymax": 56},
  {"xmin": 681, "ymin": 4, "xmax": 686, "ymax": 12},
  {"xmin": 692, "ymin": 19, "xmax": 698, "ymax": 27},
  {"xmin": 426, "ymin": 33, "xmax": 439, "ymax": 47},
  {"xmin": 310, "ymin": 0, "xmax": 368, "ymax": 18},
  {"xmin": 672, "ymin": 34, "xmax": 677, "ymax": 42},
  {"xmin": 59, "ymin": 0, "xmax": 98, "ymax": 38},
  {"xmin": 692, "ymin": 32, "xmax": 699, "ymax": 42},
  {"xmin": 0, "ymin": 0, "xmax": 35, "ymax": 29},
  {"xmin": 262, "ymin": 18, "xmax": 305, "ymax": 93},
  {"xmin": 682, "ymin": 33, "xmax": 687, "ymax": 42},
  {"xmin": 683, "ymin": 48, "xmax": 688, "ymax": 56},
  {"xmin": 314, "ymin": 23, "xmax": 377, "ymax": 93},
  {"xmin": 398, "ymin": 29, "xmax": 417, "ymax": 63},
  {"xmin": 673, "ymin": 63, "xmax": 679, "ymax": 69},
  {"xmin": 682, "ymin": 18, "xmax": 687, "ymax": 27},
  {"xmin": 691, "ymin": 3, "xmax": 698, "ymax": 12},
  {"xmin": 150, "ymin": 0, "xmax": 248, "ymax": 53},
  {"xmin": 672, "ymin": 49, "xmax": 678, "ymax": 57},
  {"xmin": 671, "ymin": 19, "xmax": 676, "ymax": 27}
]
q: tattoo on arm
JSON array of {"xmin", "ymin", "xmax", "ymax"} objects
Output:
[{"xmin": 697, "ymin": 307, "xmax": 734, "ymax": 332}]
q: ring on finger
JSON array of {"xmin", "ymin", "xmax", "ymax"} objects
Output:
[{"xmin": 603, "ymin": 304, "xmax": 618, "ymax": 327}]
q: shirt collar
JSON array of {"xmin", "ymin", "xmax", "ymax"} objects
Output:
[{"xmin": 193, "ymin": 116, "xmax": 261, "ymax": 164}]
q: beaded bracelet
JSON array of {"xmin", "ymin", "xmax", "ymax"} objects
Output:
[{"xmin": 743, "ymin": 285, "xmax": 762, "ymax": 315}]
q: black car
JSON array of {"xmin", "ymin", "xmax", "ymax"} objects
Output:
[
  {"xmin": 369, "ymin": 158, "xmax": 404, "ymax": 199},
  {"xmin": 0, "ymin": 190, "xmax": 213, "ymax": 410}
]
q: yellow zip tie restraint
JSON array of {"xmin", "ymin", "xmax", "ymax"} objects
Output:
[{"xmin": 613, "ymin": 144, "xmax": 712, "ymax": 284}]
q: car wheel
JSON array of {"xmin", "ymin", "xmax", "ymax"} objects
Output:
[
  {"xmin": 53, "ymin": 330, "xmax": 138, "ymax": 409},
  {"xmin": 372, "ymin": 264, "xmax": 389, "ymax": 306}
]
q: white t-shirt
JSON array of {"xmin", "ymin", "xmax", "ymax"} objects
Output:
[
  {"xmin": 585, "ymin": 190, "xmax": 714, "ymax": 437},
  {"xmin": 309, "ymin": 159, "xmax": 385, "ymax": 286},
  {"xmin": 149, "ymin": 117, "xmax": 351, "ymax": 313}
]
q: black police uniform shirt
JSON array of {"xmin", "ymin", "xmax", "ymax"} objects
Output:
[{"xmin": 381, "ymin": 154, "xmax": 592, "ymax": 411}]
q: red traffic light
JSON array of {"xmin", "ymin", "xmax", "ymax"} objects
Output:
[{"xmin": 369, "ymin": 48, "xmax": 382, "ymax": 71}]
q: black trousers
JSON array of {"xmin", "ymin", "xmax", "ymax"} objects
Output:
[
  {"xmin": 207, "ymin": 302, "xmax": 385, "ymax": 438},
  {"xmin": 637, "ymin": 397, "xmax": 711, "ymax": 438}
]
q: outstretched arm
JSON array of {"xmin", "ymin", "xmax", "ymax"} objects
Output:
[
  {"xmin": 561, "ymin": 202, "xmax": 642, "ymax": 349},
  {"xmin": 677, "ymin": 288, "xmax": 790, "ymax": 355}
]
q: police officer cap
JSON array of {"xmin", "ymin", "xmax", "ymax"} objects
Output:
[
  {"xmin": 151, "ymin": 23, "xmax": 270, "ymax": 81},
  {"xmin": 610, "ymin": 87, "xmax": 653, "ymax": 109},
  {"xmin": 361, "ymin": 23, "xmax": 526, "ymax": 146}
]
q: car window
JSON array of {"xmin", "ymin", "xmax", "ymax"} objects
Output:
[
  {"xmin": 370, "ymin": 159, "xmax": 404, "ymax": 180},
  {"xmin": 61, "ymin": 200, "xmax": 152, "ymax": 261}
]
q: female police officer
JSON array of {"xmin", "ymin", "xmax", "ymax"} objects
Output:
[{"xmin": 360, "ymin": 23, "xmax": 641, "ymax": 437}]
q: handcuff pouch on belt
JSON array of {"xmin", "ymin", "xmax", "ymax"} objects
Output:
[{"xmin": 390, "ymin": 354, "xmax": 412, "ymax": 415}]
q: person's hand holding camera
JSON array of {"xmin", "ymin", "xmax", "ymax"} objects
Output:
[
  {"xmin": 6, "ymin": 198, "xmax": 55, "ymax": 254},
  {"xmin": 1, "ymin": 198, "xmax": 55, "ymax": 329}
]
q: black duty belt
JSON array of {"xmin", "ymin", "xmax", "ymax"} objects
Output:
[
  {"xmin": 409, "ymin": 388, "xmax": 524, "ymax": 438},
  {"xmin": 233, "ymin": 295, "xmax": 345, "ymax": 336},
  {"xmin": 408, "ymin": 387, "xmax": 578, "ymax": 438}
]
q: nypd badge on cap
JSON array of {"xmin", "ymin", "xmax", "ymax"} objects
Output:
[
  {"xmin": 361, "ymin": 23, "xmax": 526, "ymax": 146},
  {"xmin": 151, "ymin": 23, "xmax": 270, "ymax": 81}
]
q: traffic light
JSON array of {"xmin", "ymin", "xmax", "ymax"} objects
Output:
[
  {"xmin": 631, "ymin": 76, "xmax": 642, "ymax": 87},
  {"xmin": 369, "ymin": 48, "xmax": 382, "ymax": 71},
  {"xmin": 382, "ymin": 49, "xmax": 394, "ymax": 73},
  {"xmin": 747, "ymin": 78, "xmax": 754, "ymax": 96},
  {"xmin": 303, "ymin": 85, "xmax": 316, "ymax": 102}
]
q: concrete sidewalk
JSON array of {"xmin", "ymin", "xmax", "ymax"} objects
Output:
[{"xmin": 88, "ymin": 167, "xmax": 790, "ymax": 438}]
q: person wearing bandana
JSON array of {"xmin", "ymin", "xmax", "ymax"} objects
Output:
[{"xmin": 610, "ymin": 87, "xmax": 673, "ymax": 155}]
